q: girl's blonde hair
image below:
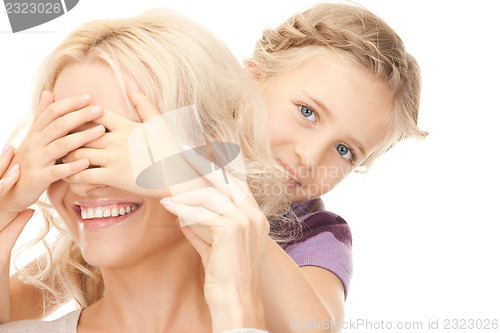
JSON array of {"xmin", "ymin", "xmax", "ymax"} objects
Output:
[
  {"xmin": 13, "ymin": 8, "xmax": 296, "ymax": 313},
  {"xmin": 246, "ymin": 2, "xmax": 428, "ymax": 171}
]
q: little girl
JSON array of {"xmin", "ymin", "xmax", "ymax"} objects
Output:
[{"xmin": 1, "ymin": 2, "xmax": 426, "ymax": 331}]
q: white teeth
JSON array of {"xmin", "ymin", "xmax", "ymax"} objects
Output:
[{"xmin": 80, "ymin": 204, "xmax": 139, "ymax": 220}]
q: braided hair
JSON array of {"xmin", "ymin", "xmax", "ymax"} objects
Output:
[{"xmin": 247, "ymin": 2, "xmax": 427, "ymax": 171}]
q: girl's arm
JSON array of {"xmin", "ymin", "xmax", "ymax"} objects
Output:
[
  {"xmin": 260, "ymin": 238, "xmax": 345, "ymax": 333},
  {"xmin": 160, "ymin": 152, "xmax": 344, "ymax": 333}
]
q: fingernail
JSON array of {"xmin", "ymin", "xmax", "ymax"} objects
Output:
[
  {"xmin": 41, "ymin": 90, "xmax": 50, "ymax": 101},
  {"xmin": 2, "ymin": 142, "xmax": 11, "ymax": 156},
  {"xmin": 160, "ymin": 197, "xmax": 174, "ymax": 206},
  {"xmin": 6, "ymin": 164, "xmax": 19, "ymax": 177},
  {"xmin": 91, "ymin": 105, "xmax": 102, "ymax": 114},
  {"xmin": 93, "ymin": 125, "xmax": 104, "ymax": 133},
  {"xmin": 129, "ymin": 83, "xmax": 139, "ymax": 92},
  {"xmin": 82, "ymin": 94, "xmax": 91, "ymax": 101},
  {"xmin": 77, "ymin": 159, "xmax": 89, "ymax": 168}
]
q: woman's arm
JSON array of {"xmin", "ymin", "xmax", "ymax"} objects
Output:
[
  {"xmin": 260, "ymin": 237, "xmax": 344, "ymax": 333},
  {"xmin": 0, "ymin": 144, "xmax": 34, "ymax": 323},
  {"xmin": 8, "ymin": 270, "xmax": 44, "ymax": 321},
  {"xmin": 8, "ymin": 255, "xmax": 68, "ymax": 321},
  {"xmin": 2, "ymin": 92, "xmax": 109, "ymax": 323}
]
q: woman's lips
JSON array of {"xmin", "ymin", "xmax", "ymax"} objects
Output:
[{"xmin": 73, "ymin": 199, "xmax": 142, "ymax": 231}]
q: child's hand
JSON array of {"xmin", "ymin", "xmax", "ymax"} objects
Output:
[
  {"xmin": 0, "ymin": 91, "xmax": 104, "ymax": 223},
  {"xmin": 160, "ymin": 151, "xmax": 268, "ymax": 332},
  {"xmin": 62, "ymin": 85, "xmax": 185, "ymax": 199}
]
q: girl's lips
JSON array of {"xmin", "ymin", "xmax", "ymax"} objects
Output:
[{"xmin": 276, "ymin": 158, "xmax": 302, "ymax": 186}]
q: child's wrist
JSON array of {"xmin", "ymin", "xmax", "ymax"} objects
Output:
[
  {"xmin": 210, "ymin": 297, "xmax": 266, "ymax": 332},
  {"xmin": 208, "ymin": 285, "xmax": 266, "ymax": 331}
]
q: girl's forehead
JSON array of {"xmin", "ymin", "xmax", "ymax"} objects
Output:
[
  {"xmin": 281, "ymin": 59, "xmax": 393, "ymax": 108},
  {"xmin": 266, "ymin": 59, "xmax": 394, "ymax": 157}
]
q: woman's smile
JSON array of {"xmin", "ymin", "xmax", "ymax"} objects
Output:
[{"xmin": 74, "ymin": 198, "xmax": 142, "ymax": 230}]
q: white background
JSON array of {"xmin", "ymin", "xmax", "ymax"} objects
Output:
[{"xmin": 1, "ymin": 0, "xmax": 499, "ymax": 331}]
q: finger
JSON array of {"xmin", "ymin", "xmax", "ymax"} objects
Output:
[
  {"xmin": 0, "ymin": 209, "xmax": 34, "ymax": 254},
  {"xmin": 44, "ymin": 125, "xmax": 105, "ymax": 165},
  {"xmin": 165, "ymin": 188, "xmax": 266, "ymax": 240},
  {"xmin": 40, "ymin": 105, "xmax": 104, "ymax": 146},
  {"xmin": 32, "ymin": 91, "xmax": 54, "ymax": 125},
  {"xmin": 34, "ymin": 94, "xmax": 92, "ymax": 131},
  {"xmin": 45, "ymin": 159, "xmax": 90, "ymax": 184},
  {"xmin": 90, "ymin": 108, "xmax": 127, "ymax": 132},
  {"xmin": 62, "ymin": 148, "xmax": 108, "ymax": 167},
  {"xmin": 0, "ymin": 165, "xmax": 20, "ymax": 196},
  {"xmin": 78, "ymin": 133, "xmax": 109, "ymax": 149},
  {"xmin": 167, "ymin": 187, "xmax": 239, "ymax": 218},
  {"xmin": 62, "ymin": 167, "xmax": 109, "ymax": 185},
  {"xmin": 160, "ymin": 198, "xmax": 226, "ymax": 228},
  {"xmin": 127, "ymin": 83, "xmax": 161, "ymax": 122},
  {"xmin": 182, "ymin": 149, "xmax": 250, "ymax": 204},
  {"xmin": 162, "ymin": 201, "xmax": 216, "ymax": 245},
  {"xmin": 179, "ymin": 225, "xmax": 211, "ymax": 266},
  {"xmin": 0, "ymin": 143, "xmax": 14, "ymax": 176}
]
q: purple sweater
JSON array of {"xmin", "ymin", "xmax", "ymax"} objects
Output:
[{"xmin": 283, "ymin": 198, "xmax": 353, "ymax": 300}]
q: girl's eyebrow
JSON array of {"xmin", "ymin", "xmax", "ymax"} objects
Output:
[
  {"xmin": 300, "ymin": 90, "xmax": 367, "ymax": 158},
  {"xmin": 300, "ymin": 90, "xmax": 335, "ymax": 122}
]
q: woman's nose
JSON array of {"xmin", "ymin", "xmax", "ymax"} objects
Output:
[{"xmin": 67, "ymin": 182, "xmax": 107, "ymax": 197}]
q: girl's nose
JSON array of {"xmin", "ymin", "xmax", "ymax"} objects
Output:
[{"xmin": 294, "ymin": 140, "xmax": 326, "ymax": 169}]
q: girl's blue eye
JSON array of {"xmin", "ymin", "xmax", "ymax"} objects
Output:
[
  {"xmin": 336, "ymin": 144, "xmax": 353, "ymax": 161},
  {"xmin": 299, "ymin": 105, "xmax": 317, "ymax": 123}
]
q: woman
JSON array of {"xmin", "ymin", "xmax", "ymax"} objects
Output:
[{"xmin": 0, "ymin": 8, "xmax": 292, "ymax": 332}]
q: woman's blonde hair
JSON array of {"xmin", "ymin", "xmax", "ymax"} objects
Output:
[
  {"xmin": 246, "ymin": 2, "xmax": 428, "ymax": 171},
  {"xmin": 12, "ymin": 8, "xmax": 297, "ymax": 314}
]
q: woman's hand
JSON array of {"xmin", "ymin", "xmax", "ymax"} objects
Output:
[
  {"xmin": 0, "ymin": 91, "xmax": 107, "ymax": 322},
  {"xmin": 0, "ymin": 144, "xmax": 35, "ymax": 269},
  {"xmin": 0, "ymin": 143, "xmax": 35, "ymax": 323},
  {"xmin": 0, "ymin": 91, "xmax": 104, "ymax": 223},
  {"xmin": 160, "ymin": 151, "xmax": 268, "ymax": 333}
]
